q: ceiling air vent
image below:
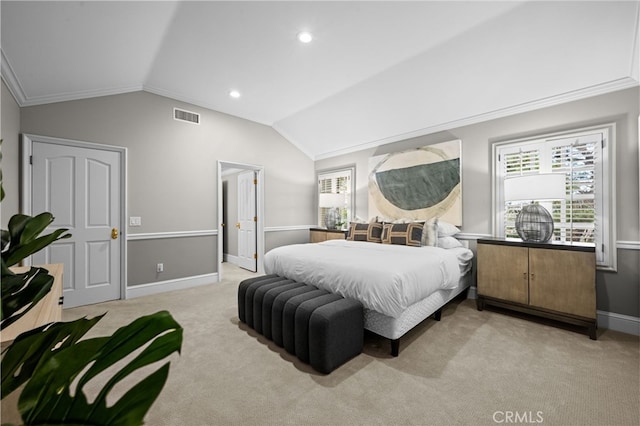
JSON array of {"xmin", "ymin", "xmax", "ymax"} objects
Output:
[{"xmin": 173, "ymin": 108, "xmax": 200, "ymax": 125}]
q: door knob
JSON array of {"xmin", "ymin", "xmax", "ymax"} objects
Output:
[
  {"xmin": 111, "ymin": 228, "xmax": 119, "ymax": 239},
  {"xmin": 236, "ymin": 223, "xmax": 241, "ymax": 229}
]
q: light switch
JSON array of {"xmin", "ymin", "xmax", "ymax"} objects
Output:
[{"xmin": 129, "ymin": 216, "xmax": 142, "ymax": 227}]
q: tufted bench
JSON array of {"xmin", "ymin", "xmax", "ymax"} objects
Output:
[{"xmin": 238, "ymin": 275, "xmax": 364, "ymax": 374}]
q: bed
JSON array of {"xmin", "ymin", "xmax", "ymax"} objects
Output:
[{"xmin": 263, "ymin": 228, "xmax": 474, "ymax": 356}]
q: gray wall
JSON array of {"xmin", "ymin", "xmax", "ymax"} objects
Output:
[
  {"xmin": 6, "ymin": 90, "xmax": 315, "ymax": 285},
  {"xmin": 265, "ymin": 229, "xmax": 310, "ymax": 253},
  {"xmin": 128, "ymin": 236, "xmax": 216, "ymax": 285},
  {"xmin": 316, "ymin": 87, "xmax": 640, "ymax": 318},
  {"xmin": 1, "ymin": 81, "xmax": 20, "ymax": 228}
]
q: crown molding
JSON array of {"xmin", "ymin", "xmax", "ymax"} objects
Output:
[
  {"xmin": 19, "ymin": 85, "xmax": 144, "ymax": 107},
  {"xmin": 1, "ymin": 49, "xmax": 27, "ymax": 105},
  {"xmin": 2, "ymin": 49, "xmax": 143, "ymax": 107}
]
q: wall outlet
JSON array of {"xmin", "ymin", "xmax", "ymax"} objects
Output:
[
  {"xmin": 130, "ymin": 216, "xmax": 142, "ymax": 227},
  {"xmin": 156, "ymin": 263, "xmax": 164, "ymax": 273}
]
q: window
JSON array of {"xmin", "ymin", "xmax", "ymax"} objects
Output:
[
  {"xmin": 494, "ymin": 125, "xmax": 615, "ymax": 269},
  {"xmin": 316, "ymin": 166, "xmax": 355, "ymax": 229}
]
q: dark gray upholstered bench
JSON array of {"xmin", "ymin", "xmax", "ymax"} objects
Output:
[{"xmin": 238, "ymin": 275, "xmax": 364, "ymax": 374}]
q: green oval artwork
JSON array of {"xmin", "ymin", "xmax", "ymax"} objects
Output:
[
  {"xmin": 368, "ymin": 140, "xmax": 462, "ymax": 225},
  {"xmin": 374, "ymin": 158, "xmax": 460, "ymax": 210}
]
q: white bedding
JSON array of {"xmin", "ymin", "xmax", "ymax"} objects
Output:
[{"xmin": 263, "ymin": 240, "xmax": 471, "ymax": 319}]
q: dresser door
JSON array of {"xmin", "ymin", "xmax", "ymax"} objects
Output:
[
  {"xmin": 477, "ymin": 244, "xmax": 529, "ymax": 305},
  {"xmin": 528, "ymin": 248, "xmax": 596, "ymax": 318}
]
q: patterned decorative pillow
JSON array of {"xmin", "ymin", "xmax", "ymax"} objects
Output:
[
  {"xmin": 381, "ymin": 222, "xmax": 423, "ymax": 247},
  {"xmin": 347, "ymin": 222, "xmax": 383, "ymax": 243}
]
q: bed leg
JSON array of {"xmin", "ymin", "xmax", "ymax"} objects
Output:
[
  {"xmin": 390, "ymin": 339, "xmax": 399, "ymax": 357},
  {"xmin": 433, "ymin": 308, "xmax": 442, "ymax": 321}
]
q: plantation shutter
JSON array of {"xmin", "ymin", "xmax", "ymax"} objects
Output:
[
  {"xmin": 549, "ymin": 133, "xmax": 603, "ymax": 251},
  {"xmin": 496, "ymin": 129, "xmax": 607, "ymax": 265},
  {"xmin": 501, "ymin": 147, "xmax": 541, "ymax": 238},
  {"xmin": 317, "ymin": 169, "xmax": 352, "ymax": 228}
]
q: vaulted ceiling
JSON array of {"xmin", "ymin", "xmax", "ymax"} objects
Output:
[{"xmin": 2, "ymin": 1, "xmax": 638, "ymax": 159}]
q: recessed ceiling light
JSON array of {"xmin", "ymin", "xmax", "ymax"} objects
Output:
[
  {"xmin": 229, "ymin": 90, "xmax": 241, "ymax": 99},
  {"xmin": 297, "ymin": 31, "xmax": 313, "ymax": 43}
]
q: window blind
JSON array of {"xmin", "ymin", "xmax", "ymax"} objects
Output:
[
  {"xmin": 496, "ymin": 128, "xmax": 609, "ymax": 266},
  {"xmin": 317, "ymin": 168, "xmax": 353, "ymax": 228},
  {"xmin": 550, "ymin": 136, "xmax": 600, "ymax": 245},
  {"xmin": 502, "ymin": 148, "xmax": 541, "ymax": 239}
]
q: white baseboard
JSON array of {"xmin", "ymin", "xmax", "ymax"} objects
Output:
[
  {"xmin": 126, "ymin": 272, "xmax": 219, "ymax": 299},
  {"xmin": 223, "ymin": 254, "xmax": 240, "ymax": 265},
  {"xmin": 597, "ymin": 310, "xmax": 640, "ymax": 336}
]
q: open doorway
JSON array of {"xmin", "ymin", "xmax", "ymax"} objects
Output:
[{"xmin": 217, "ymin": 161, "xmax": 264, "ymax": 280}]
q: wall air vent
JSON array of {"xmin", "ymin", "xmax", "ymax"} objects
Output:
[{"xmin": 173, "ymin": 108, "xmax": 200, "ymax": 125}]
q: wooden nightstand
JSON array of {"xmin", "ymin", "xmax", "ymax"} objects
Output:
[
  {"xmin": 476, "ymin": 237, "xmax": 597, "ymax": 339},
  {"xmin": 310, "ymin": 227, "xmax": 347, "ymax": 243}
]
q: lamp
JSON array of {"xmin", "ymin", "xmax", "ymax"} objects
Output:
[
  {"xmin": 504, "ymin": 173, "xmax": 566, "ymax": 243},
  {"xmin": 319, "ymin": 193, "xmax": 345, "ymax": 229}
]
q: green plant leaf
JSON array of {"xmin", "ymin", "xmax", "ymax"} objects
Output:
[
  {"xmin": 1, "ymin": 315, "xmax": 105, "ymax": 398},
  {"xmin": 3, "ymin": 212, "xmax": 71, "ymax": 268},
  {"xmin": 16, "ymin": 310, "xmax": 182, "ymax": 425},
  {"xmin": 3, "ymin": 228, "xmax": 71, "ymax": 268},
  {"xmin": 0, "ymin": 267, "xmax": 54, "ymax": 331},
  {"xmin": 20, "ymin": 213, "xmax": 56, "ymax": 245},
  {"xmin": 7, "ymin": 214, "xmax": 34, "ymax": 248},
  {"xmin": 1, "ymin": 258, "xmax": 14, "ymax": 277},
  {"xmin": 1, "ymin": 229, "xmax": 10, "ymax": 252},
  {"xmin": 106, "ymin": 363, "xmax": 171, "ymax": 426}
]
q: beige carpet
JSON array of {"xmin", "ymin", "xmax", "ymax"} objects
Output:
[{"xmin": 58, "ymin": 263, "xmax": 639, "ymax": 426}]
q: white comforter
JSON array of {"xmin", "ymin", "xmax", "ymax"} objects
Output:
[{"xmin": 263, "ymin": 240, "xmax": 465, "ymax": 319}]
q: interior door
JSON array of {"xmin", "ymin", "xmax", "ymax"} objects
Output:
[
  {"xmin": 237, "ymin": 170, "xmax": 257, "ymax": 272},
  {"xmin": 31, "ymin": 141, "xmax": 121, "ymax": 308}
]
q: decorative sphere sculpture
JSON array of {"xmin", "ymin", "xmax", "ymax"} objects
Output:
[
  {"xmin": 515, "ymin": 203, "xmax": 554, "ymax": 243},
  {"xmin": 324, "ymin": 208, "xmax": 340, "ymax": 229}
]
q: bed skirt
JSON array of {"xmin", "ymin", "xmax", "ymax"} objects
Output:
[{"xmin": 364, "ymin": 272, "xmax": 472, "ymax": 340}]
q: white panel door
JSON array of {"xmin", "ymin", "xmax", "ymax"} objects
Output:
[
  {"xmin": 237, "ymin": 170, "xmax": 257, "ymax": 272},
  {"xmin": 31, "ymin": 142, "xmax": 121, "ymax": 308}
]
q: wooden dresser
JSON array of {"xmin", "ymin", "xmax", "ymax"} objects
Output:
[
  {"xmin": 476, "ymin": 238, "xmax": 596, "ymax": 339},
  {"xmin": 2, "ymin": 264, "xmax": 64, "ymax": 345},
  {"xmin": 310, "ymin": 228, "xmax": 347, "ymax": 243}
]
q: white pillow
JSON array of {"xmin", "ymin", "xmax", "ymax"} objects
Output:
[
  {"xmin": 437, "ymin": 236, "xmax": 463, "ymax": 249},
  {"xmin": 437, "ymin": 221, "xmax": 460, "ymax": 237}
]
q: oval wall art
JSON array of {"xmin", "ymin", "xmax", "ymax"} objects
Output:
[{"xmin": 368, "ymin": 139, "xmax": 462, "ymax": 225}]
